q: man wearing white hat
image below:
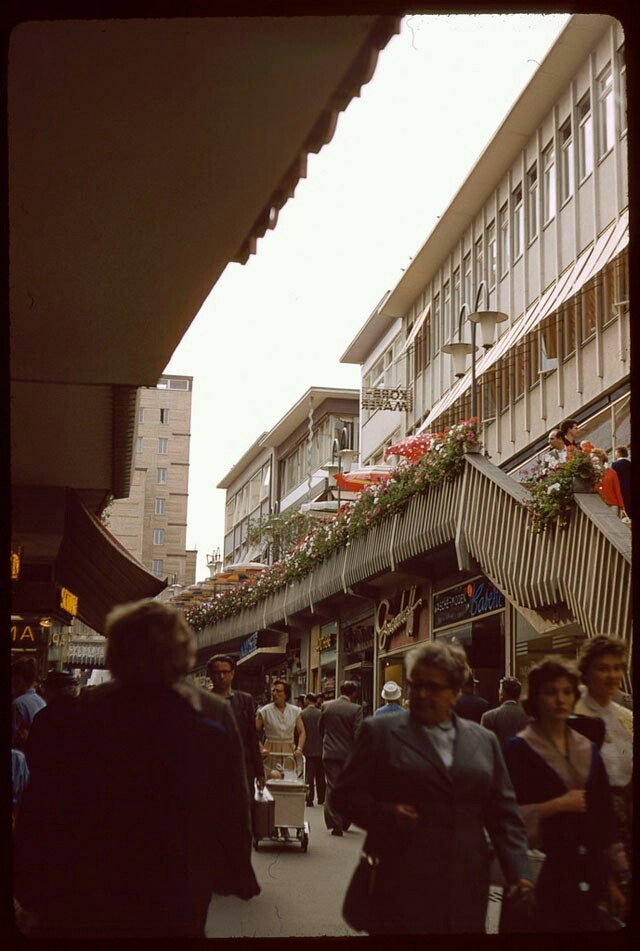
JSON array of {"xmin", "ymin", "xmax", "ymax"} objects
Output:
[{"xmin": 375, "ymin": 680, "xmax": 404, "ymax": 716}]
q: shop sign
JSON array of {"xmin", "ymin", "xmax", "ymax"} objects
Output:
[
  {"xmin": 361, "ymin": 386, "xmax": 413, "ymax": 412},
  {"xmin": 60, "ymin": 587, "xmax": 79, "ymax": 616},
  {"xmin": 240, "ymin": 631, "xmax": 259, "ymax": 659},
  {"xmin": 11, "ymin": 622, "xmax": 39, "ymax": 645},
  {"xmin": 11, "ymin": 549, "xmax": 22, "ymax": 580},
  {"xmin": 376, "ymin": 586, "xmax": 423, "ymax": 652},
  {"xmin": 433, "ymin": 577, "xmax": 505, "ymax": 629}
]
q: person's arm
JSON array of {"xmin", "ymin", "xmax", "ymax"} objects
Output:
[
  {"xmin": 294, "ymin": 714, "xmax": 306, "ymax": 758},
  {"xmin": 609, "ymin": 469, "xmax": 625, "ymax": 510},
  {"xmin": 255, "ymin": 711, "xmax": 268, "ymax": 758},
  {"xmin": 332, "ymin": 720, "xmax": 401, "ymax": 839}
]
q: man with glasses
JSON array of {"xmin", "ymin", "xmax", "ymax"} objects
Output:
[{"xmin": 208, "ymin": 654, "xmax": 265, "ymax": 790}]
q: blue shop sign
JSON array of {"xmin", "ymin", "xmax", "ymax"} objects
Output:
[
  {"xmin": 433, "ymin": 577, "xmax": 505, "ymax": 629},
  {"xmin": 240, "ymin": 631, "xmax": 259, "ymax": 659}
]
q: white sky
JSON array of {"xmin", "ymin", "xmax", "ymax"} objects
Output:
[{"xmin": 165, "ymin": 12, "xmax": 571, "ymax": 582}]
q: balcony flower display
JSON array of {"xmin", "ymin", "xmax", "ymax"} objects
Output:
[
  {"xmin": 186, "ymin": 419, "xmax": 480, "ymax": 632},
  {"xmin": 522, "ymin": 450, "xmax": 603, "ymax": 535}
]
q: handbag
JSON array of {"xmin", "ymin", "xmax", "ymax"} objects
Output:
[
  {"xmin": 619, "ymin": 510, "xmax": 631, "ymax": 525},
  {"xmin": 252, "ymin": 783, "xmax": 275, "ymax": 838},
  {"xmin": 342, "ymin": 851, "xmax": 380, "ymax": 933}
]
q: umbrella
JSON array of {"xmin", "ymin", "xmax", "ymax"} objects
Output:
[
  {"xmin": 334, "ymin": 465, "xmax": 394, "ymax": 493},
  {"xmin": 384, "ymin": 433, "xmax": 434, "ymax": 463}
]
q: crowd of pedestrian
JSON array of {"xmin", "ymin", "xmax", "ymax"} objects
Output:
[{"xmin": 11, "ymin": 599, "xmax": 632, "ymax": 938}]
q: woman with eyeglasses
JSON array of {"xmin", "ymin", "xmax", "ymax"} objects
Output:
[{"xmin": 332, "ymin": 640, "xmax": 532, "ymax": 935}]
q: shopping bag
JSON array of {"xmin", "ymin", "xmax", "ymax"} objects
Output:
[{"xmin": 252, "ymin": 783, "xmax": 275, "ymax": 837}]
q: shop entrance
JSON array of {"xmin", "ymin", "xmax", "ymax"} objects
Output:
[{"xmin": 436, "ymin": 613, "xmax": 505, "ymax": 707}]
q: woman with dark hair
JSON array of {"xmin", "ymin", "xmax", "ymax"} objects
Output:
[
  {"xmin": 256, "ymin": 679, "xmax": 306, "ymax": 763},
  {"xmin": 333, "ymin": 640, "xmax": 533, "ymax": 934},
  {"xmin": 501, "ymin": 656, "xmax": 627, "ymax": 932}
]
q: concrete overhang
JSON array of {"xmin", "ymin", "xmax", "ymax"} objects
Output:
[{"xmin": 9, "ymin": 14, "xmax": 400, "ymax": 508}]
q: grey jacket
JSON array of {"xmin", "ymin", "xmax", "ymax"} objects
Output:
[
  {"xmin": 480, "ymin": 700, "xmax": 529, "ymax": 750},
  {"xmin": 299, "ymin": 704, "xmax": 322, "ymax": 757},
  {"xmin": 319, "ymin": 696, "xmax": 362, "ymax": 762}
]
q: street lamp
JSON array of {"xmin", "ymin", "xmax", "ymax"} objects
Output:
[
  {"xmin": 327, "ymin": 427, "xmax": 357, "ymax": 508},
  {"xmin": 441, "ymin": 280, "xmax": 508, "ymax": 420}
]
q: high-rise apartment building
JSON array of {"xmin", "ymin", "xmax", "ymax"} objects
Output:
[{"xmin": 109, "ymin": 374, "xmax": 197, "ymax": 587}]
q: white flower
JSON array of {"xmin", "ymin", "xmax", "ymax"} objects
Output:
[{"xmin": 546, "ymin": 482, "xmax": 561, "ymax": 494}]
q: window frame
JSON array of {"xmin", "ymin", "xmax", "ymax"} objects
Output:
[
  {"xmin": 542, "ymin": 141, "xmax": 556, "ymax": 224},
  {"xmin": 512, "ymin": 183, "xmax": 524, "ymax": 261},
  {"xmin": 160, "ymin": 408, "xmax": 170, "ymax": 424},
  {"xmin": 559, "ymin": 117, "xmax": 574, "ymax": 205},
  {"xmin": 158, "ymin": 437, "xmax": 169, "ymax": 455},
  {"xmin": 155, "ymin": 498, "xmax": 166, "ymax": 516},
  {"xmin": 577, "ymin": 92, "xmax": 593, "ymax": 182},
  {"xmin": 136, "ymin": 436, "xmax": 144, "ymax": 454},
  {"xmin": 486, "ymin": 220, "xmax": 497, "ymax": 289},
  {"xmin": 597, "ymin": 63, "xmax": 614, "ymax": 159},
  {"xmin": 526, "ymin": 165, "xmax": 538, "ymax": 244},
  {"xmin": 156, "ymin": 467, "xmax": 167, "ymax": 484},
  {"xmin": 499, "ymin": 204, "xmax": 509, "ymax": 277},
  {"xmin": 153, "ymin": 528, "xmax": 165, "ymax": 546}
]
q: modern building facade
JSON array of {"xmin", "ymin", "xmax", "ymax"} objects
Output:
[
  {"xmin": 344, "ymin": 14, "xmax": 628, "ymax": 470},
  {"xmin": 108, "ymin": 375, "xmax": 198, "ymax": 587},
  {"xmin": 192, "ymin": 14, "xmax": 631, "ymax": 711}
]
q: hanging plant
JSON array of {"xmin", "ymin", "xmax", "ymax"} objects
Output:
[
  {"xmin": 521, "ymin": 450, "xmax": 603, "ymax": 535},
  {"xmin": 186, "ymin": 419, "xmax": 480, "ymax": 632}
]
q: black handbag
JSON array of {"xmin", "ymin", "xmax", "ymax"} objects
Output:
[{"xmin": 342, "ymin": 852, "xmax": 380, "ymax": 933}]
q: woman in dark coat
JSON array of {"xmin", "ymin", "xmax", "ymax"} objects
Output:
[
  {"xmin": 501, "ymin": 656, "xmax": 627, "ymax": 932},
  {"xmin": 333, "ymin": 641, "xmax": 533, "ymax": 935},
  {"xmin": 14, "ymin": 600, "xmax": 259, "ymax": 938}
]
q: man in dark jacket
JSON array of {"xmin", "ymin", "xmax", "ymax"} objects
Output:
[
  {"xmin": 25, "ymin": 668, "xmax": 81, "ymax": 777},
  {"xmin": 454, "ymin": 670, "xmax": 489, "ymax": 722},
  {"xmin": 319, "ymin": 681, "xmax": 362, "ymax": 835},
  {"xmin": 611, "ymin": 445, "xmax": 631, "ymax": 516},
  {"xmin": 480, "ymin": 677, "xmax": 529, "ymax": 749},
  {"xmin": 208, "ymin": 653, "xmax": 264, "ymax": 790},
  {"xmin": 300, "ymin": 692, "xmax": 325, "ymax": 806}
]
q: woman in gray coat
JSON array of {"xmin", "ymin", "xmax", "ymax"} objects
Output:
[{"xmin": 333, "ymin": 641, "xmax": 533, "ymax": 934}]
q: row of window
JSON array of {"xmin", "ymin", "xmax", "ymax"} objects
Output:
[
  {"xmin": 224, "ymin": 462, "xmax": 272, "ymax": 533},
  {"xmin": 436, "ymin": 250, "xmax": 627, "ymax": 427},
  {"xmin": 278, "ymin": 416, "xmax": 358, "ymax": 499},
  {"xmin": 137, "ymin": 437, "xmax": 169, "ymax": 453},
  {"xmin": 138, "ymin": 407, "xmax": 171, "ymax": 424},
  {"xmin": 408, "ymin": 51, "xmax": 625, "ymax": 373},
  {"xmin": 157, "ymin": 377, "xmax": 191, "ymax": 390}
]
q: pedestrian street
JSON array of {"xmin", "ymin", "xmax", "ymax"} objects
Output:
[{"xmin": 205, "ymin": 806, "xmax": 503, "ymax": 937}]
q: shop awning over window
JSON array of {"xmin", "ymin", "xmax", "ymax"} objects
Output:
[
  {"xmin": 55, "ymin": 490, "xmax": 167, "ymax": 633},
  {"xmin": 419, "ymin": 211, "xmax": 629, "ymax": 432}
]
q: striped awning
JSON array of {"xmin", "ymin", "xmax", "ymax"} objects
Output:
[{"xmin": 419, "ymin": 211, "xmax": 629, "ymax": 432}]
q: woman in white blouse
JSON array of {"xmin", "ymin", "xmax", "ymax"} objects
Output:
[{"xmin": 256, "ymin": 679, "xmax": 306, "ymax": 763}]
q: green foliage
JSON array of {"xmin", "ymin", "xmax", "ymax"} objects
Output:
[{"xmin": 522, "ymin": 450, "xmax": 603, "ymax": 534}]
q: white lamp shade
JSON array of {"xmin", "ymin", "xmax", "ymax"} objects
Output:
[
  {"xmin": 442, "ymin": 341, "xmax": 474, "ymax": 377},
  {"xmin": 468, "ymin": 309, "xmax": 509, "ymax": 348}
]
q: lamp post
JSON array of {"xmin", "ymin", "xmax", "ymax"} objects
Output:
[
  {"xmin": 326, "ymin": 428, "xmax": 357, "ymax": 508},
  {"xmin": 441, "ymin": 280, "xmax": 508, "ymax": 420}
]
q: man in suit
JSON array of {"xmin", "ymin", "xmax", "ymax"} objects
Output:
[
  {"xmin": 319, "ymin": 680, "xmax": 362, "ymax": 835},
  {"xmin": 611, "ymin": 445, "xmax": 631, "ymax": 516},
  {"xmin": 300, "ymin": 692, "xmax": 325, "ymax": 806},
  {"xmin": 208, "ymin": 653, "xmax": 265, "ymax": 790},
  {"xmin": 480, "ymin": 676, "xmax": 529, "ymax": 749},
  {"xmin": 454, "ymin": 670, "xmax": 489, "ymax": 722}
]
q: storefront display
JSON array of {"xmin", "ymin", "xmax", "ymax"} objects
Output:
[
  {"xmin": 377, "ymin": 583, "xmax": 429, "ymax": 711},
  {"xmin": 433, "ymin": 575, "xmax": 506, "ymax": 707}
]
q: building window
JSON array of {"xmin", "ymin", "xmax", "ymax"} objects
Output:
[
  {"xmin": 542, "ymin": 141, "xmax": 556, "ymax": 223},
  {"xmin": 577, "ymin": 93, "xmax": 593, "ymax": 181},
  {"xmin": 158, "ymin": 438, "xmax": 168, "ymax": 454},
  {"xmin": 481, "ymin": 368, "xmax": 497, "ymax": 421},
  {"xmin": 155, "ymin": 498, "xmax": 166, "ymax": 516},
  {"xmin": 474, "ymin": 237, "xmax": 484, "ymax": 297},
  {"xmin": 442, "ymin": 281, "xmax": 450, "ymax": 342},
  {"xmin": 157, "ymin": 467, "xmax": 167, "ymax": 484},
  {"xmin": 581, "ymin": 283, "xmax": 596, "ymax": 340},
  {"xmin": 597, "ymin": 64, "xmax": 614, "ymax": 158},
  {"xmin": 452, "ymin": 268, "xmax": 461, "ymax": 334},
  {"xmin": 160, "ymin": 408, "xmax": 170, "ymax": 424},
  {"xmin": 138, "ymin": 406, "xmax": 145, "ymax": 424},
  {"xmin": 527, "ymin": 332, "xmax": 540, "ymax": 387},
  {"xmin": 432, "ymin": 293, "xmax": 441, "ymax": 357},
  {"xmin": 562, "ymin": 299, "xmax": 577, "ymax": 360},
  {"xmin": 540, "ymin": 316, "xmax": 558, "ymax": 374},
  {"xmin": 499, "ymin": 204, "xmax": 509, "ymax": 276},
  {"xmin": 136, "ymin": 436, "xmax": 144, "ymax": 453},
  {"xmin": 157, "ymin": 377, "xmax": 169, "ymax": 389},
  {"xmin": 512, "ymin": 184, "xmax": 524, "ymax": 261},
  {"xmin": 513, "ymin": 342, "xmax": 526, "ymax": 400},
  {"xmin": 486, "ymin": 221, "xmax": 496, "ymax": 288},
  {"xmin": 415, "ymin": 311, "xmax": 431, "ymax": 374},
  {"xmin": 463, "ymin": 254, "xmax": 472, "ymax": 309},
  {"xmin": 559, "ymin": 118, "xmax": 574, "ymax": 204},
  {"xmin": 618, "ymin": 45, "xmax": 627, "ymax": 135},
  {"xmin": 151, "ymin": 559, "xmax": 164, "ymax": 576},
  {"xmin": 153, "ymin": 528, "xmax": 165, "ymax": 546},
  {"xmin": 526, "ymin": 165, "xmax": 538, "ymax": 243}
]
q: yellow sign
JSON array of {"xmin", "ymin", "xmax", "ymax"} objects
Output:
[
  {"xmin": 60, "ymin": 587, "xmax": 79, "ymax": 616},
  {"xmin": 11, "ymin": 624, "xmax": 36, "ymax": 643},
  {"xmin": 11, "ymin": 551, "xmax": 21, "ymax": 580}
]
